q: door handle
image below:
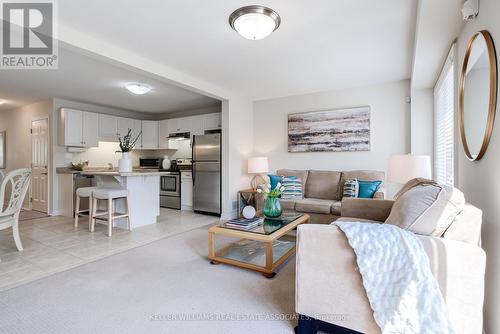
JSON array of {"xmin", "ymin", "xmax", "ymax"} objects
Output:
[{"xmin": 192, "ymin": 162, "xmax": 195, "ymax": 186}]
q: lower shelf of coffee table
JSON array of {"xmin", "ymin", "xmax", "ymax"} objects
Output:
[{"xmin": 209, "ymin": 235, "xmax": 296, "ymax": 277}]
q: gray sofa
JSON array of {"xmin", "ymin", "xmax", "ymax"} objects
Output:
[{"xmin": 276, "ymin": 169, "xmax": 385, "ymax": 224}]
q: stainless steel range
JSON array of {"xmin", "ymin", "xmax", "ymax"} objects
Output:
[
  {"xmin": 159, "ymin": 158, "xmax": 192, "ymax": 210},
  {"xmin": 159, "ymin": 172, "xmax": 181, "ymax": 209}
]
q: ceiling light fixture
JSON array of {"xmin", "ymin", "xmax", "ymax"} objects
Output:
[
  {"xmin": 125, "ymin": 83, "xmax": 152, "ymax": 95},
  {"xmin": 0, "ymin": 100, "xmax": 5, "ymax": 105},
  {"xmin": 229, "ymin": 5, "xmax": 281, "ymax": 40}
]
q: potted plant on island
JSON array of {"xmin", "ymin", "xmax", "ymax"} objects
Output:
[
  {"xmin": 257, "ymin": 182, "xmax": 286, "ymax": 218},
  {"xmin": 117, "ymin": 128, "xmax": 141, "ymax": 172}
]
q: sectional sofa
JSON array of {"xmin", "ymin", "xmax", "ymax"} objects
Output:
[
  {"xmin": 295, "ymin": 181, "xmax": 485, "ymax": 334},
  {"xmin": 276, "ymin": 169, "xmax": 385, "ymax": 224}
]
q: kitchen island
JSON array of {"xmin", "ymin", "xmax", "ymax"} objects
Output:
[{"xmin": 78, "ymin": 170, "xmax": 168, "ymax": 229}]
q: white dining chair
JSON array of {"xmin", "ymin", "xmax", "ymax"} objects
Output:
[{"xmin": 0, "ymin": 168, "xmax": 32, "ymax": 251}]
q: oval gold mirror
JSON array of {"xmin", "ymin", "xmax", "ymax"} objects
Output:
[{"xmin": 459, "ymin": 30, "xmax": 498, "ymax": 161}]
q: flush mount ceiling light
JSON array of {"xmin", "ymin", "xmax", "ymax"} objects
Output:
[
  {"xmin": 229, "ymin": 5, "xmax": 281, "ymax": 40},
  {"xmin": 125, "ymin": 83, "xmax": 152, "ymax": 95}
]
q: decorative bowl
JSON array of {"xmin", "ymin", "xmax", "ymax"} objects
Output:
[{"xmin": 71, "ymin": 161, "xmax": 89, "ymax": 171}]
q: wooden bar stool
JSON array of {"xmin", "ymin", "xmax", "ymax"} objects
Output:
[
  {"xmin": 74, "ymin": 186, "xmax": 97, "ymax": 230},
  {"xmin": 90, "ymin": 188, "xmax": 131, "ymax": 237}
]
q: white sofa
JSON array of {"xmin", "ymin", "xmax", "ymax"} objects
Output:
[{"xmin": 295, "ymin": 198, "xmax": 485, "ymax": 334}]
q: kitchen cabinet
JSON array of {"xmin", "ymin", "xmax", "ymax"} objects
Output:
[
  {"xmin": 118, "ymin": 117, "xmax": 142, "ymax": 147},
  {"xmin": 140, "ymin": 120, "xmax": 159, "ymax": 149},
  {"xmin": 59, "ymin": 108, "xmax": 98, "ymax": 147},
  {"xmin": 83, "ymin": 112, "xmax": 99, "ymax": 147},
  {"xmin": 99, "ymin": 114, "xmax": 118, "ymax": 142},
  {"xmin": 159, "ymin": 120, "xmax": 170, "ymax": 149},
  {"xmin": 190, "ymin": 115, "xmax": 205, "ymax": 137},
  {"xmin": 181, "ymin": 171, "xmax": 193, "ymax": 210},
  {"xmin": 168, "ymin": 117, "xmax": 192, "ymax": 134},
  {"xmin": 203, "ymin": 113, "xmax": 222, "ymax": 130}
]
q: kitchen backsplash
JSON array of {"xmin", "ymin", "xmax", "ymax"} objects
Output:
[{"xmin": 64, "ymin": 140, "xmax": 192, "ymax": 167}]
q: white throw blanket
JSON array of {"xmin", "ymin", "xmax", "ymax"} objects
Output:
[{"xmin": 335, "ymin": 222, "xmax": 454, "ymax": 334}]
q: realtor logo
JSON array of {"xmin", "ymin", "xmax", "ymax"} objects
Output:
[{"xmin": 1, "ymin": 0, "xmax": 58, "ymax": 69}]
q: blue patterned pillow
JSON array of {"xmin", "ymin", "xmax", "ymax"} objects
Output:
[
  {"xmin": 343, "ymin": 179, "xmax": 359, "ymax": 198},
  {"xmin": 281, "ymin": 177, "xmax": 303, "ymax": 199}
]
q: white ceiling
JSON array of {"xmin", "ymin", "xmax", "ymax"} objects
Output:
[
  {"xmin": 0, "ymin": 47, "xmax": 219, "ymax": 113},
  {"xmin": 57, "ymin": 0, "xmax": 418, "ymax": 101}
]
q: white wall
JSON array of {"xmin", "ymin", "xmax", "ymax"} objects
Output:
[
  {"xmin": 410, "ymin": 88, "xmax": 434, "ymax": 161},
  {"xmin": 253, "ymin": 80, "xmax": 410, "ymax": 175},
  {"xmin": 455, "ymin": 1, "xmax": 500, "ymax": 332},
  {"xmin": 0, "ymin": 100, "xmax": 53, "ymax": 208},
  {"xmin": 221, "ymin": 97, "xmax": 254, "ymax": 219}
]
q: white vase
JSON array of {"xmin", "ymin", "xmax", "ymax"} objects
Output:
[
  {"xmin": 119, "ymin": 152, "xmax": 132, "ymax": 172},
  {"xmin": 162, "ymin": 156, "xmax": 171, "ymax": 170}
]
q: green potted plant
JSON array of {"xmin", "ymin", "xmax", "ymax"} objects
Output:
[
  {"xmin": 257, "ymin": 182, "xmax": 286, "ymax": 217},
  {"xmin": 117, "ymin": 128, "xmax": 141, "ymax": 172}
]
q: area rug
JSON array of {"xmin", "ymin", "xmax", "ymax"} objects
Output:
[{"xmin": 0, "ymin": 226, "xmax": 297, "ymax": 334}]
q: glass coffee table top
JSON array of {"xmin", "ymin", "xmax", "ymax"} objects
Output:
[{"xmin": 221, "ymin": 212, "xmax": 304, "ymax": 235}]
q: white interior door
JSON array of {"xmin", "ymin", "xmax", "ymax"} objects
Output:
[{"xmin": 31, "ymin": 118, "xmax": 49, "ymax": 213}]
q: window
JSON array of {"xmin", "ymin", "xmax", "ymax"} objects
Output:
[{"xmin": 434, "ymin": 47, "xmax": 455, "ymax": 187}]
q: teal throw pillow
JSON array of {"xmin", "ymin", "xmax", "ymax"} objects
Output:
[{"xmin": 357, "ymin": 180, "xmax": 382, "ymax": 198}]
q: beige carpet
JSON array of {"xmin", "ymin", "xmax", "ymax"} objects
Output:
[{"xmin": 0, "ymin": 226, "xmax": 297, "ymax": 334}]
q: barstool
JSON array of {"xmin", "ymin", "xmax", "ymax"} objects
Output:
[
  {"xmin": 90, "ymin": 188, "xmax": 131, "ymax": 237},
  {"xmin": 74, "ymin": 186, "xmax": 97, "ymax": 230}
]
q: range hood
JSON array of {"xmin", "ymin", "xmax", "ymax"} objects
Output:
[{"xmin": 168, "ymin": 132, "xmax": 190, "ymax": 140}]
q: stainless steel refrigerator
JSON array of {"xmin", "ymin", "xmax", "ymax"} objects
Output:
[{"xmin": 192, "ymin": 133, "xmax": 221, "ymax": 215}]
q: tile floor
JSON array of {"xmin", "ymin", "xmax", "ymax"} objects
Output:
[{"xmin": 0, "ymin": 208, "xmax": 219, "ymax": 291}]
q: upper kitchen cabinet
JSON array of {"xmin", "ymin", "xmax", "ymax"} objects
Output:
[
  {"xmin": 83, "ymin": 112, "xmax": 99, "ymax": 147},
  {"xmin": 140, "ymin": 120, "xmax": 159, "ymax": 149},
  {"xmin": 190, "ymin": 115, "xmax": 205, "ymax": 137},
  {"xmin": 99, "ymin": 114, "xmax": 118, "ymax": 142},
  {"xmin": 203, "ymin": 113, "xmax": 222, "ymax": 130},
  {"xmin": 168, "ymin": 116, "xmax": 192, "ymax": 134},
  {"xmin": 159, "ymin": 119, "xmax": 170, "ymax": 149},
  {"xmin": 118, "ymin": 117, "xmax": 142, "ymax": 143},
  {"xmin": 59, "ymin": 108, "xmax": 99, "ymax": 147}
]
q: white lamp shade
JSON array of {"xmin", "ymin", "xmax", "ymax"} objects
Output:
[
  {"xmin": 247, "ymin": 157, "xmax": 269, "ymax": 174},
  {"xmin": 387, "ymin": 154, "xmax": 431, "ymax": 184}
]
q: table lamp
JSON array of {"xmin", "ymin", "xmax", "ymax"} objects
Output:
[
  {"xmin": 247, "ymin": 157, "xmax": 269, "ymax": 190},
  {"xmin": 387, "ymin": 154, "xmax": 432, "ymax": 184}
]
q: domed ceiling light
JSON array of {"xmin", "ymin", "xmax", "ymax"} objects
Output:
[
  {"xmin": 125, "ymin": 83, "xmax": 152, "ymax": 95},
  {"xmin": 229, "ymin": 5, "xmax": 281, "ymax": 40}
]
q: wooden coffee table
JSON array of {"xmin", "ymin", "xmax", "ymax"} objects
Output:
[{"xmin": 208, "ymin": 213, "xmax": 310, "ymax": 278}]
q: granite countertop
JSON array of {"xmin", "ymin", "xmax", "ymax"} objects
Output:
[
  {"xmin": 80, "ymin": 170, "xmax": 169, "ymax": 177},
  {"xmin": 56, "ymin": 167, "xmax": 166, "ymax": 176},
  {"xmin": 56, "ymin": 167, "xmax": 83, "ymax": 174}
]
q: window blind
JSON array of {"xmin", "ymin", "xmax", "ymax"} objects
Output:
[{"xmin": 434, "ymin": 49, "xmax": 455, "ymax": 187}]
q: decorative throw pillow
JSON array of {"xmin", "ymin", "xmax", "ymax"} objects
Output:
[
  {"xmin": 343, "ymin": 179, "xmax": 359, "ymax": 198},
  {"xmin": 357, "ymin": 180, "xmax": 382, "ymax": 198},
  {"xmin": 281, "ymin": 177, "xmax": 303, "ymax": 199},
  {"xmin": 394, "ymin": 177, "xmax": 439, "ymax": 200},
  {"xmin": 385, "ymin": 183, "xmax": 465, "ymax": 236}
]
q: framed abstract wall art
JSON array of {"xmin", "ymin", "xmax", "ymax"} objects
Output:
[{"xmin": 288, "ymin": 106, "xmax": 371, "ymax": 153}]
